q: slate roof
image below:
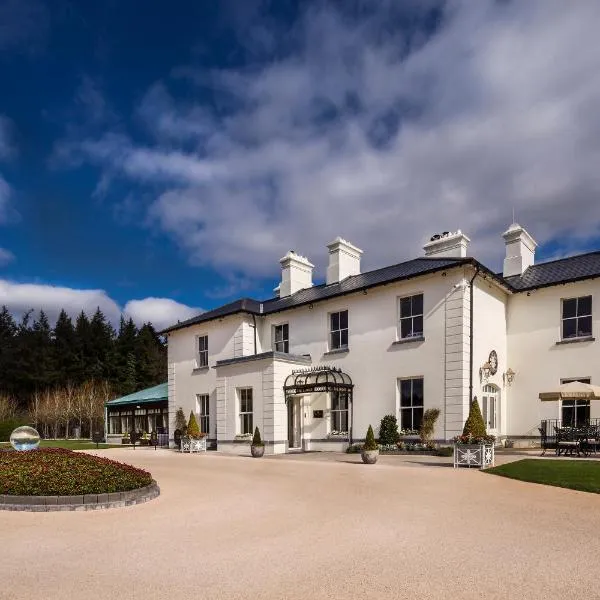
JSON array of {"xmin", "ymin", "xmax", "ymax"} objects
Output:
[
  {"xmin": 161, "ymin": 256, "xmax": 478, "ymax": 334},
  {"xmin": 161, "ymin": 250, "xmax": 600, "ymax": 335},
  {"xmin": 105, "ymin": 383, "xmax": 168, "ymax": 406},
  {"xmin": 504, "ymin": 251, "xmax": 600, "ymax": 291}
]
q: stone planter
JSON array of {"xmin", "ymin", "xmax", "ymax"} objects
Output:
[
  {"xmin": 251, "ymin": 444, "xmax": 265, "ymax": 458},
  {"xmin": 361, "ymin": 449, "xmax": 379, "ymax": 464},
  {"xmin": 453, "ymin": 444, "xmax": 494, "ymax": 469},
  {"xmin": 180, "ymin": 437, "xmax": 207, "ymax": 453}
]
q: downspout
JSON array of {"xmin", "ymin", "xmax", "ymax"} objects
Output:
[
  {"xmin": 468, "ymin": 265, "xmax": 481, "ymax": 405},
  {"xmin": 252, "ymin": 314, "xmax": 257, "ymax": 355}
]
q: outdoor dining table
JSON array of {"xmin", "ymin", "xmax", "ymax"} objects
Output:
[{"xmin": 555, "ymin": 427, "xmax": 600, "ymax": 457}]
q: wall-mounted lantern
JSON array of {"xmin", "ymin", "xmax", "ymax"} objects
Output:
[
  {"xmin": 503, "ymin": 368, "xmax": 516, "ymax": 386},
  {"xmin": 479, "ymin": 361, "xmax": 491, "ymax": 381}
]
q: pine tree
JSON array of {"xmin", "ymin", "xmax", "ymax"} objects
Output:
[
  {"xmin": 30, "ymin": 311, "xmax": 54, "ymax": 391},
  {"xmin": 135, "ymin": 323, "xmax": 167, "ymax": 389},
  {"xmin": 89, "ymin": 307, "xmax": 116, "ymax": 380},
  {"xmin": 74, "ymin": 311, "xmax": 92, "ymax": 384},
  {"xmin": 53, "ymin": 309, "xmax": 78, "ymax": 385},
  {"xmin": 462, "ymin": 397, "xmax": 487, "ymax": 438},
  {"xmin": 116, "ymin": 317, "xmax": 138, "ymax": 394},
  {"xmin": 0, "ymin": 306, "xmax": 17, "ymax": 397}
]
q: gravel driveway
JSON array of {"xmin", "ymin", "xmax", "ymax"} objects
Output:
[{"xmin": 3, "ymin": 448, "xmax": 598, "ymax": 600}]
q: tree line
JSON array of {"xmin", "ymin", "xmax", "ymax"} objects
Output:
[{"xmin": 0, "ymin": 305, "xmax": 167, "ymax": 437}]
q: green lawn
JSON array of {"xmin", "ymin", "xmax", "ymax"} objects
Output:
[
  {"xmin": 486, "ymin": 459, "xmax": 600, "ymax": 494},
  {"xmin": 0, "ymin": 439, "xmax": 124, "ymax": 450}
]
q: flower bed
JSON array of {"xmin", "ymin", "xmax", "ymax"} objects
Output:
[{"xmin": 0, "ymin": 448, "xmax": 153, "ymax": 496}]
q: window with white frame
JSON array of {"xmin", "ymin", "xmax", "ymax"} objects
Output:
[
  {"xmin": 399, "ymin": 294, "xmax": 424, "ymax": 339},
  {"xmin": 399, "ymin": 377, "xmax": 424, "ymax": 431},
  {"xmin": 273, "ymin": 323, "xmax": 289, "ymax": 353},
  {"xmin": 561, "ymin": 296, "xmax": 592, "ymax": 339},
  {"xmin": 239, "ymin": 388, "xmax": 253, "ymax": 435},
  {"xmin": 330, "ymin": 310, "xmax": 348, "ymax": 350},
  {"xmin": 197, "ymin": 335, "xmax": 208, "ymax": 367},
  {"xmin": 196, "ymin": 394, "xmax": 210, "ymax": 435},
  {"xmin": 330, "ymin": 391, "xmax": 349, "ymax": 433},
  {"xmin": 561, "ymin": 378, "xmax": 591, "ymax": 427}
]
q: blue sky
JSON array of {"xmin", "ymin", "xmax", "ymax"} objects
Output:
[{"xmin": 1, "ymin": 0, "xmax": 600, "ymax": 329}]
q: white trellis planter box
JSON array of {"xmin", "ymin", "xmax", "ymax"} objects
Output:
[
  {"xmin": 180, "ymin": 437, "xmax": 207, "ymax": 453},
  {"xmin": 453, "ymin": 444, "xmax": 494, "ymax": 469}
]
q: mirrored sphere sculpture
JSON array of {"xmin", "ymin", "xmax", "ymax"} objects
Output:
[{"xmin": 10, "ymin": 426, "xmax": 41, "ymax": 451}]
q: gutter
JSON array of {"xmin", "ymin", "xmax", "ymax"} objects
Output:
[{"xmin": 468, "ymin": 265, "xmax": 481, "ymax": 405}]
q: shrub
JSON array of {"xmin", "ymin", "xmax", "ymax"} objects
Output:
[
  {"xmin": 346, "ymin": 443, "xmax": 363, "ymax": 454},
  {"xmin": 363, "ymin": 425, "xmax": 378, "ymax": 451},
  {"xmin": 378, "ymin": 414, "xmax": 400, "ymax": 446},
  {"xmin": 462, "ymin": 397, "xmax": 487, "ymax": 438},
  {"xmin": 419, "ymin": 408, "xmax": 441, "ymax": 444},
  {"xmin": 0, "ymin": 417, "xmax": 29, "ymax": 442},
  {"xmin": 252, "ymin": 426, "xmax": 264, "ymax": 447},
  {"xmin": 0, "ymin": 448, "xmax": 153, "ymax": 495},
  {"xmin": 174, "ymin": 407, "xmax": 187, "ymax": 433},
  {"xmin": 436, "ymin": 446, "xmax": 454, "ymax": 457},
  {"xmin": 187, "ymin": 411, "xmax": 202, "ymax": 439}
]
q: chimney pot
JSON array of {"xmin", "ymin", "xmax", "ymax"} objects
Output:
[
  {"xmin": 423, "ymin": 230, "xmax": 470, "ymax": 258},
  {"xmin": 502, "ymin": 223, "xmax": 537, "ymax": 277}
]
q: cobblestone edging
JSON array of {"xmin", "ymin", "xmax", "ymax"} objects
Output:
[{"xmin": 0, "ymin": 481, "xmax": 160, "ymax": 512}]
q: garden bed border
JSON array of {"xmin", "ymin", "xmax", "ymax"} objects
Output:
[{"xmin": 0, "ymin": 481, "xmax": 159, "ymax": 512}]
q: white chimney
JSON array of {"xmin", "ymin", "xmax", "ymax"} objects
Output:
[
  {"xmin": 502, "ymin": 223, "xmax": 537, "ymax": 277},
  {"xmin": 423, "ymin": 230, "xmax": 470, "ymax": 258},
  {"xmin": 279, "ymin": 251, "xmax": 314, "ymax": 297},
  {"xmin": 326, "ymin": 237, "xmax": 363, "ymax": 285}
]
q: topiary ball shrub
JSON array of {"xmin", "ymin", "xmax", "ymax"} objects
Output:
[
  {"xmin": 378, "ymin": 414, "xmax": 400, "ymax": 446},
  {"xmin": 0, "ymin": 448, "xmax": 153, "ymax": 496}
]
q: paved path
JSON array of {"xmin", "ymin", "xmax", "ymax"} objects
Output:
[{"xmin": 3, "ymin": 449, "xmax": 599, "ymax": 600}]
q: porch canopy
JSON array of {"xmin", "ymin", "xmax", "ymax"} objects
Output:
[
  {"xmin": 539, "ymin": 381, "xmax": 600, "ymax": 401},
  {"xmin": 283, "ymin": 366, "xmax": 353, "ymax": 397},
  {"xmin": 284, "ymin": 366, "xmax": 355, "ymax": 445}
]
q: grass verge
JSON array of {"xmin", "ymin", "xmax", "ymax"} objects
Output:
[{"xmin": 486, "ymin": 459, "xmax": 600, "ymax": 494}]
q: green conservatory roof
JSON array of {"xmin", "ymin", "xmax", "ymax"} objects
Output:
[{"xmin": 105, "ymin": 383, "xmax": 168, "ymax": 407}]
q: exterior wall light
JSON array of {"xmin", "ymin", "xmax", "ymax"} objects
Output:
[
  {"xmin": 479, "ymin": 361, "xmax": 491, "ymax": 381},
  {"xmin": 503, "ymin": 368, "xmax": 516, "ymax": 386}
]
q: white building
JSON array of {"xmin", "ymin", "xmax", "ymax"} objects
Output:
[{"xmin": 161, "ymin": 225, "xmax": 600, "ymax": 453}]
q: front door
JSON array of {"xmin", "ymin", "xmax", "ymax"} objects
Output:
[
  {"xmin": 481, "ymin": 385, "xmax": 499, "ymax": 436},
  {"xmin": 287, "ymin": 397, "xmax": 302, "ymax": 450}
]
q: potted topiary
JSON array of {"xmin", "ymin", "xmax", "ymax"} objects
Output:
[
  {"xmin": 251, "ymin": 426, "xmax": 265, "ymax": 458},
  {"xmin": 174, "ymin": 407, "xmax": 187, "ymax": 450},
  {"xmin": 361, "ymin": 425, "xmax": 379, "ymax": 464},
  {"xmin": 453, "ymin": 397, "xmax": 495, "ymax": 469},
  {"xmin": 379, "ymin": 414, "xmax": 400, "ymax": 452},
  {"xmin": 183, "ymin": 411, "xmax": 206, "ymax": 453}
]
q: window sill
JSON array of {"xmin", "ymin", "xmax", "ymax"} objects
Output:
[
  {"xmin": 556, "ymin": 337, "xmax": 595, "ymax": 345},
  {"xmin": 192, "ymin": 366, "xmax": 210, "ymax": 373},
  {"xmin": 392, "ymin": 336, "xmax": 425, "ymax": 346},
  {"xmin": 323, "ymin": 347, "xmax": 349, "ymax": 356}
]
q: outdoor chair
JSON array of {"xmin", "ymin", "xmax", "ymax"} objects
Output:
[
  {"xmin": 539, "ymin": 426, "xmax": 549, "ymax": 456},
  {"xmin": 555, "ymin": 427, "xmax": 581, "ymax": 457},
  {"xmin": 580, "ymin": 426, "xmax": 599, "ymax": 456}
]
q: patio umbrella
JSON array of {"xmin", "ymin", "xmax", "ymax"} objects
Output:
[{"xmin": 539, "ymin": 380, "xmax": 600, "ymax": 401}]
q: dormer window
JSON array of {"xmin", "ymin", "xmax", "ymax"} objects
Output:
[{"xmin": 562, "ymin": 296, "xmax": 592, "ymax": 340}]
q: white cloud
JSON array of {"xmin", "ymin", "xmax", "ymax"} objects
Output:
[
  {"xmin": 0, "ymin": 247, "xmax": 14, "ymax": 266},
  {"xmin": 124, "ymin": 297, "xmax": 201, "ymax": 331},
  {"xmin": 61, "ymin": 0, "xmax": 600, "ymax": 279},
  {"xmin": 0, "ymin": 279, "xmax": 199, "ymax": 329}
]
